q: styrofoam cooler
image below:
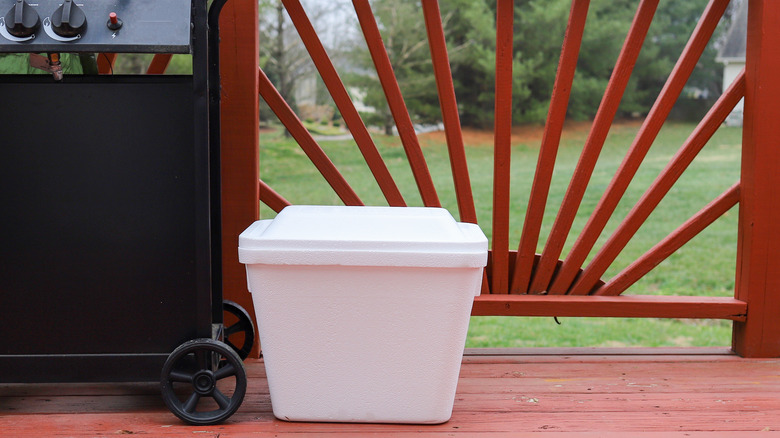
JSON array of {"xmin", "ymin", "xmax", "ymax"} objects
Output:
[{"xmin": 238, "ymin": 205, "xmax": 487, "ymax": 424}]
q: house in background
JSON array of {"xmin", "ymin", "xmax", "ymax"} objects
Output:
[{"xmin": 716, "ymin": 0, "xmax": 747, "ymax": 126}]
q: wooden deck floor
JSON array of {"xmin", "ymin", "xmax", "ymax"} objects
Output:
[{"xmin": 2, "ymin": 348, "xmax": 780, "ymax": 436}]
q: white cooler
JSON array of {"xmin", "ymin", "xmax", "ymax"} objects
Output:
[{"xmin": 238, "ymin": 205, "xmax": 487, "ymax": 424}]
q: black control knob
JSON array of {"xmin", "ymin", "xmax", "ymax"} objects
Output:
[
  {"xmin": 51, "ymin": 0, "xmax": 87, "ymax": 37},
  {"xmin": 4, "ymin": 0, "xmax": 40, "ymax": 38}
]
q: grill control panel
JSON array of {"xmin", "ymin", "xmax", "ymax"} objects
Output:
[{"xmin": 0, "ymin": 0, "xmax": 192, "ymax": 53}]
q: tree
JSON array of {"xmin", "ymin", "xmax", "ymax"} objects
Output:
[
  {"xmin": 259, "ymin": 0, "xmax": 353, "ymax": 126},
  {"xmin": 259, "ymin": 0, "xmax": 312, "ymax": 116},
  {"xmin": 346, "ymin": 0, "xmax": 733, "ymax": 130},
  {"xmin": 346, "ymin": 0, "xmax": 437, "ymax": 134},
  {"xmin": 347, "ymin": 0, "xmax": 496, "ymax": 132},
  {"xmin": 511, "ymin": 0, "xmax": 730, "ymax": 123}
]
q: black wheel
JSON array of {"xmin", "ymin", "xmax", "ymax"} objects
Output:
[
  {"xmin": 160, "ymin": 339, "xmax": 247, "ymax": 425},
  {"xmin": 223, "ymin": 299, "xmax": 256, "ymax": 360}
]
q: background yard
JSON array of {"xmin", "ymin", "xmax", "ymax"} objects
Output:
[{"xmin": 258, "ymin": 120, "xmax": 742, "ymax": 348}]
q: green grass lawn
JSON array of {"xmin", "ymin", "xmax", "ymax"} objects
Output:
[{"xmin": 258, "ymin": 121, "xmax": 742, "ymax": 348}]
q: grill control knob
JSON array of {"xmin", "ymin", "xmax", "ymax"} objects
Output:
[
  {"xmin": 51, "ymin": 0, "xmax": 87, "ymax": 37},
  {"xmin": 106, "ymin": 12, "xmax": 122, "ymax": 30},
  {"xmin": 4, "ymin": 0, "xmax": 40, "ymax": 38}
]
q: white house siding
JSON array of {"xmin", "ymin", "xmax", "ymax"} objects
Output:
[{"xmin": 722, "ymin": 62, "xmax": 745, "ymax": 127}]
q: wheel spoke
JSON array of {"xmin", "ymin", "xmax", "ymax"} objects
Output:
[
  {"xmin": 212, "ymin": 388, "xmax": 230, "ymax": 410},
  {"xmin": 168, "ymin": 370, "xmax": 194, "ymax": 383},
  {"xmin": 224, "ymin": 338, "xmax": 238, "ymax": 352},
  {"xmin": 225, "ymin": 320, "xmax": 247, "ymax": 337},
  {"xmin": 214, "ymin": 363, "xmax": 236, "ymax": 380},
  {"xmin": 183, "ymin": 392, "xmax": 200, "ymax": 413}
]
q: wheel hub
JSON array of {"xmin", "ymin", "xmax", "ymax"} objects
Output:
[{"xmin": 193, "ymin": 370, "xmax": 216, "ymax": 395}]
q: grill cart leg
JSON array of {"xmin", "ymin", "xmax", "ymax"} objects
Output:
[{"xmin": 160, "ymin": 338, "xmax": 247, "ymax": 425}]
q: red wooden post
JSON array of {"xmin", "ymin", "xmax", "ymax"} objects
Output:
[
  {"xmin": 422, "ymin": 0, "xmax": 478, "ymax": 224},
  {"xmin": 529, "ymin": 0, "xmax": 659, "ymax": 294},
  {"xmin": 146, "ymin": 54, "xmax": 173, "ymax": 74},
  {"xmin": 219, "ymin": 0, "xmax": 261, "ymax": 357},
  {"xmin": 97, "ymin": 53, "xmax": 117, "ymax": 74},
  {"xmin": 511, "ymin": 0, "xmax": 590, "ymax": 295},
  {"xmin": 570, "ymin": 71, "xmax": 745, "ymax": 296},
  {"xmin": 598, "ymin": 183, "xmax": 740, "ymax": 296},
  {"xmin": 733, "ymin": 0, "xmax": 780, "ymax": 358},
  {"xmin": 353, "ymin": 0, "xmax": 441, "ymax": 208},
  {"xmin": 258, "ymin": 179, "xmax": 291, "ymax": 213},
  {"xmin": 491, "ymin": 0, "xmax": 514, "ymax": 294},
  {"xmin": 258, "ymin": 68, "xmax": 363, "ymax": 206},
  {"xmin": 549, "ymin": 0, "xmax": 730, "ymax": 295},
  {"xmin": 284, "ymin": 0, "xmax": 406, "ymax": 207}
]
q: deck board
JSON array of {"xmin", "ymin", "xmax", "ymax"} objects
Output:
[{"xmin": 2, "ymin": 348, "xmax": 780, "ymax": 436}]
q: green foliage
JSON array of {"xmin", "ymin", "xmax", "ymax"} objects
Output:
[
  {"xmin": 345, "ymin": 0, "xmax": 728, "ymax": 128},
  {"xmin": 467, "ymin": 317, "xmax": 731, "ymax": 348},
  {"xmin": 346, "ymin": 0, "xmax": 497, "ymax": 130},
  {"xmin": 513, "ymin": 0, "xmax": 726, "ymax": 123},
  {"xmin": 444, "ymin": 0, "xmax": 498, "ymax": 129},
  {"xmin": 346, "ymin": 0, "xmax": 437, "ymax": 132},
  {"xmin": 165, "ymin": 55, "xmax": 193, "ymax": 75},
  {"xmin": 0, "ymin": 53, "xmax": 86, "ymax": 74}
]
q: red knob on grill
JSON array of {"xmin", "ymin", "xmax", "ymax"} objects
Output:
[{"xmin": 107, "ymin": 12, "xmax": 123, "ymax": 30}]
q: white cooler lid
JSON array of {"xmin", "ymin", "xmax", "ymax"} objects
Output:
[{"xmin": 238, "ymin": 205, "xmax": 487, "ymax": 268}]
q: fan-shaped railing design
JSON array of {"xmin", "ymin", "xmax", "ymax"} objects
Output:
[
  {"xmin": 254, "ymin": 0, "xmax": 748, "ymax": 321},
  {"xmin": 61, "ymin": 0, "xmax": 780, "ymax": 357}
]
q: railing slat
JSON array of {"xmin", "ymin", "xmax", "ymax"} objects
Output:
[
  {"xmin": 258, "ymin": 67, "xmax": 364, "ymax": 206},
  {"xmin": 549, "ymin": 0, "xmax": 731, "ymax": 295},
  {"xmin": 97, "ymin": 53, "xmax": 117, "ymax": 74},
  {"xmin": 422, "ymin": 0, "xmax": 478, "ymax": 224},
  {"xmin": 147, "ymin": 54, "xmax": 173, "ymax": 75},
  {"xmin": 258, "ymin": 179, "xmax": 292, "ymax": 213},
  {"xmin": 529, "ymin": 0, "xmax": 660, "ymax": 294},
  {"xmin": 472, "ymin": 294, "xmax": 746, "ymax": 321},
  {"xmin": 510, "ymin": 0, "xmax": 590, "ymax": 294},
  {"xmin": 597, "ymin": 183, "xmax": 740, "ymax": 296},
  {"xmin": 569, "ymin": 70, "xmax": 745, "ymax": 295},
  {"xmin": 283, "ymin": 0, "xmax": 406, "ymax": 206},
  {"xmin": 353, "ymin": 0, "xmax": 441, "ymax": 208},
  {"xmin": 490, "ymin": 0, "xmax": 515, "ymax": 294}
]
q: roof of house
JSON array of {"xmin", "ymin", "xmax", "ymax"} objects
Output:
[{"xmin": 717, "ymin": 1, "xmax": 747, "ymax": 62}]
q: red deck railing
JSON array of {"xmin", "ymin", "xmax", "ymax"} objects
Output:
[{"xmin": 207, "ymin": 0, "xmax": 780, "ymax": 358}]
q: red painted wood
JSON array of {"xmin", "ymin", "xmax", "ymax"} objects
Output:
[
  {"xmin": 206, "ymin": 1, "xmax": 776, "ymax": 348},
  {"xmin": 529, "ymin": 0, "xmax": 660, "ymax": 294},
  {"xmin": 6, "ymin": 354, "xmax": 780, "ymax": 435},
  {"xmin": 282, "ymin": 0, "xmax": 406, "ymax": 207},
  {"xmin": 146, "ymin": 54, "xmax": 173, "ymax": 75},
  {"xmin": 422, "ymin": 0, "xmax": 488, "ymax": 294},
  {"xmin": 422, "ymin": 0, "xmax": 477, "ymax": 224},
  {"xmin": 353, "ymin": 0, "xmax": 441, "ymax": 208},
  {"xmin": 733, "ymin": 0, "xmax": 780, "ymax": 358},
  {"xmin": 258, "ymin": 67, "xmax": 363, "ymax": 206},
  {"xmin": 490, "ymin": 0, "xmax": 514, "ymax": 294},
  {"xmin": 258, "ymin": 179, "xmax": 291, "ymax": 213},
  {"xmin": 511, "ymin": 0, "xmax": 590, "ymax": 295},
  {"xmin": 97, "ymin": 53, "xmax": 117, "ymax": 74},
  {"xmin": 598, "ymin": 183, "xmax": 740, "ymax": 296},
  {"xmin": 471, "ymin": 294, "xmax": 746, "ymax": 321},
  {"xmin": 569, "ymin": 72, "xmax": 745, "ymax": 296},
  {"xmin": 548, "ymin": 0, "xmax": 731, "ymax": 295},
  {"xmin": 219, "ymin": 0, "xmax": 261, "ymax": 357}
]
